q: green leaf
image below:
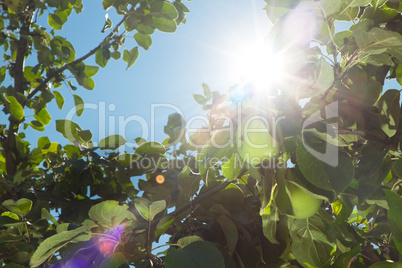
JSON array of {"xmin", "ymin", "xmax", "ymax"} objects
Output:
[
  {"xmin": 73, "ymin": 94, "xmax": 84, "ymax": 116},
  {"xmin": 262, "ymin": 209, "xmax": 279, "ymax": 244},
  {"xmin": 84, "ymin": 65, "xmax": 99, "ymax": 77},
  {"xmin": 77, "ymin": 130, "xmax": 92, "ymax": 142},
  {"xmin": 137, "ymin": 24, "xmax": 155, "ymax": 35},
  {"xmin": 202, "ymin": 83, "xmax": 212, "ymax": 100},
  {"xmin": 358, "ymin": 155, "xmax": 392, "ymax": 202},
  {"xmin": 99, "ymin": 135, "xmax": 126, "ymax": 150},
  {"xmin": 221, "ymin": 153, "xmax": 241, "ymax": 180},
  {"xmin": 152, "ymin": 2, "xmax": 179, "ymax": 20},
  {"xmin": 289, "ymin": 216, "xmax": 335, "ymax": 267},
  {"xmin": 53, "ymin": 91, "xmax": 64, "ymax": 109},
  {"xmin": 2, "ymin": 198, "xmax": 32, "ymax": 218},
  {"xmin": 41, "ymin": 208, "xmax": 58, "ymax": 226},
  {"xmin": 30, "ymin": 226, "xmax": 91, "ymax": 267},
  {"xmin": 95, "ymin": 47, "xmax": 109, "ymax": 68},
  {"xmin": 0, "ymin": 66, "xmax": 6, "ymax": 84},
  {"xmin": 376, "ymin": 89, "xmax": 400, "ymax": 137},
  {"xmin": 314, "ymin": 58, "xmax": 334, "ymax": 92},
  {"xmin": 146, "ymin": 200, "xmax": 166, "ymax": 221},
  {"xmin": 319, "ymin": 0, "xmax": 341, "ymax": 17},
  {"xmin": 216, "ymin": 214, "xmax": 238, "ymax": 254},
  {"xmin": 264, "ymin": 0, "xmax": 300, "ymax": 22},
  {"xmin": 155, "ymin": 215, "xmax": 175, "ymax": 238},
  {"xmin": 37, "ymin": 136, "xmax": 50, "ymax": 149},
  {"xmin": 29, "ymin": 121, "xmax": 45, "ymax": 131},
  {"xmin": 134, "ymin": 32, "xmax": 152, "ymax": 50},
  {"xmin": 135, "ymin": 141, "xmax": 165, "ymax": 155},
  {"xmin": 102, "ymin": 0, "xmax": 113, "ymax": 10},
  {"xmin": 347, "ymin": 0, "xmax": 371, "ymax": 7},
  {"xmin": 393, "ymin": 157, "xmax": 402, "ymax": 178},
  {"xmin": 56, "ymin": 119, "xmax": 82, "ymax": 143},
  {"xmin": 296, "ymin": 142, "xmax": 354, "ymax": 194},
  {"xmin": 7, "ymin": 96, "xmax": 24, "ymax": 121},
  {"xmin": 164, "ymin": 113, "xmax": 185, "ymax": 143},
  {"xmin": 123, "ymin": 47, "xmax": 139, "ymax": 70},
  {"xmin": 101, "ymin": 14, "xmax": 112, "ymax": 33},
  {"xmin": 48, "ymin": 13, "xmax": 62, "ymax": 30},
  {"xmin": 88, "ymin": 200, "xmax": 132, "ymax": 227},
  {"xmin": 385, "ymin": 190, "xmax": 402, "ymax": 255},
  {"xmin": 331, "ymin": 245, "xmax": 361, "ymax": 267},
  {"xmin": 303, "ymin": 58, "xmax": 334, "ymax": 98},
  {"xmin": 336, "ymin": 0, "xmax": 360, "ymax": 21},
  {"xmin": 193, "ymin": 94, "xmax": 208, "ymax": 105},
  {"xmin": 100, "ymin": 253, "xmax": 128, "ymax": 268},
  {"xmin": 178, "ymin": 166, "xmax": 201, "ymax": 197},
  {"xmin": 153, "ymin": 17, "xmax": 177, "ymax": 33},
  {"xmin": 177, "ymin": 235, "xmax": 204, "ymax": 248},
  {"xmin": 134, "ymin": 198, "xmax": 166, "ymax": 221},
  {"xmin": 165, "ymin": 241, "xmax": 224, "ymax": 268},
  {"xmin": 124, "ymin": 16, "xmax": 138, "ymax": 32},
  {"xmin": 34, "ymin": 108, "xmax": 51, "ymax": 126}
]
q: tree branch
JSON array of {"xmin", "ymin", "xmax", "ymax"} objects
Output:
[
  {"xmin": 27, "ymin": 13, "xmax": 129, "ymax": 100},
  {"xmin": 5, "ymin": 3, "xmax": 34, "ymax": 175},
  {"xmin": 34, "ymin": 189, "xmax": 91, "ymax": 210}
]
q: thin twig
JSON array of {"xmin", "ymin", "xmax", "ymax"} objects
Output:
[{"xmin": 27, "ymin": 13, "xmax": 129, "ymax": 100}]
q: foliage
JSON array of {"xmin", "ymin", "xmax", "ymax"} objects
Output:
[{"xmin": 0, "ymin": 0, "xmax": 402, "ymax": 267}]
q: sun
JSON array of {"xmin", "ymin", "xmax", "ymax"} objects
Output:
[{"xmin": 233, "ymin": 43, "xmax": 285, "ymax": 95}]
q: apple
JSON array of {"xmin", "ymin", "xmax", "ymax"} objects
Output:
[
  {"xmin": 236, "ymin": 116, "xmax": 278, "ymax": 166},
  {"xmin": 287, "ymin": 182, "xmax": 321, "ymax": 219}
]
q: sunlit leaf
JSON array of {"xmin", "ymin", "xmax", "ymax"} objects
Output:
[
  {"xmin": 134, "ymin": 32, "xmax": 152, "ymax": 50},
  {"xmin": 88, "ymin": 201, "xmax": 132, "ymax": 227},
  {"xmin": 376, "ymin": 89, "xmax": 400, "ymax": 137},
  {"xmin": 56, "ymin": 119, "xmax": 83, "ymax": 143},
  {"xmin": 99, "ymin": 135, "xmax": 126, "ymax": 150},
  {"xmin": 289, "ymin": 216, "xmax": 335, "ymax": 267},
  {"xmin": 177, "ymin": 235, "xmax": 204, "ymax": 248},
  {"xmin": 34, "ymin": 108, "xmax": 51, "ymax": 126},
  {"xmin": 221, "ymin": 153, "xmax": 241, "ymax": 181},
  {"xmin": 101, "ymin": 14, "xmax": 112, "ymax": 33},
  {"xmin": 155, "ymin": 215, "xmax": 175, "ymax": 238},
  {"xmin": 30, "ymin": 226, "xmax": 91, "ymax": 267},
  {"xmin": 296, "ymin": 142, "xmax": 354, "ymax": 194},
  {"xmin": 123, "ymin": 47, "xmax": 139, "ymax": 70},
  {"xmin": 385, "ymin": 190, "xmax": 402, "ymax": 255},
  {"xmin": 216, "ymin": 214, "xmax": 238, "ymax": 254},
  {"xmin": 7, "ymin": 96, "xmax": 24, "ymax": 121},
  {"xmin": 153, "ymin": 17, "xmax": 177, "ymax": 33},
  {"xmin": 135, "ymin": 141, "xmax": 165, "ymax": 155},
  {"xmin": 2, "ymin": 198, "xmax": 32, "ymax": 218},
  {"xmin": 134, "ymin": 198, "xmax": 166, "ymax": 221},
  {"xmin": 53, "ymin": 91, "xmax": 64, "ymax": 109},
  {"xmin": 193, "ymin": 94, "xmax": 207, "ymax": 105},
  {"xmin": 73, "ymin": 94, "xmax": 84, "ymax": 116}
]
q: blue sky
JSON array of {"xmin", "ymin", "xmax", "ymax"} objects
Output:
[
  {"xmin": 25, "ymin": 0, "xmax": 272, "ymax": 147},
  {"xmin": 22, "ymin": 0, "xmax": 400, "ymax": 148}
]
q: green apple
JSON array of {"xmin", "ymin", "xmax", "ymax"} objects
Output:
[
  {"xmin": 287, "ymin": 182, "xmax": 321, "ymax": 219},
  {"xmin": 236, "ymin": 116, "xmax": 278, "ymax": 166}
]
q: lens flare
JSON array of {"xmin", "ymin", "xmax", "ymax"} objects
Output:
[
  {"xmin": 155, "ymin": 175, "xmax": 165, "ymax": 184},
  {"xmin": 60, "ymin": 224, "xmax": 125, "ymax": 267},
  {"xmin": 234, "ymin": 43, "xmax": 285, "ymax": 93}
]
